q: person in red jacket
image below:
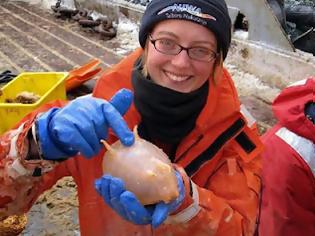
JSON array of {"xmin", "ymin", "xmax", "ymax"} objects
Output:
[
  {"xmin": 259, "ymin": 77, "xmax": 315, "ymax": 236},
  {"xmin": 0, "ymin": 0, "xmax": 263, "ymax": 235}
]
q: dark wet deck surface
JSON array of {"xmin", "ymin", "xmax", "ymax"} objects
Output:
[{"xmin": 0, "ymin": 1, "xmax": 124, "ymax": 96}]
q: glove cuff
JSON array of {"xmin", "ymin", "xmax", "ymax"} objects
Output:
[
  {"xmin": 36, "ymin": 108, "xmax": 77, "ymax": 160},
  {"xmin": 170, "ymin": 165, "xmax": 193, "ymax": 215},
  {"xmin": 165, "ymin": 166, "xmax": 201, "ymax": 224}
]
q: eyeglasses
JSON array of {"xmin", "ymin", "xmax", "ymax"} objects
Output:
[{"xmin": 149, "ymin": 35, "xmax": 217, "ymax": 62}]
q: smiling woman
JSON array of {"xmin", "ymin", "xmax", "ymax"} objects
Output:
[
  {"xmin": 0, "ymin": 0, "xmax": 262, "ymax": 235},
  {"xmin": 145, "ymin": 19, "xmax": 217, "ymax": 93}
]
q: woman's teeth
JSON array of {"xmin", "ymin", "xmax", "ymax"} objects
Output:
[{"xmin": 165, "ymin": 71, "xmax": 190, "ymax": 82}]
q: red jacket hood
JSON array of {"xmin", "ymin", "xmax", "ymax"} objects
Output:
[{"xmin": 272, "ymin": 77, "xmax": 315, "ymax": 142}]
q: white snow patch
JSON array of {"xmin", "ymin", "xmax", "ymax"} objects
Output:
[
  {"xmin": 234, "ymin": 30, "xmax": 249, "ymax": 40},
  {"xmin": 225, "ymin": 63, "xmax": 280, "ymax": 103},
  {"xmin": 22, "ymin": 0, "xmax": 76, "ymax": 10},
  {"xmin": 112, "ymin": 13, "xmax": 140, "ymax": 55}
]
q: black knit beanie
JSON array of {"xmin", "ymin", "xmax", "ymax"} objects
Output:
[{"xmin": 139, "ymin": 0, "xmax": 232, "ymax": 60}]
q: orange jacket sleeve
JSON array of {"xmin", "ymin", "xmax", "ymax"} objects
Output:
[{"xmin": 0, "ymin": 100, "xmax": 70, "ymax": 219}]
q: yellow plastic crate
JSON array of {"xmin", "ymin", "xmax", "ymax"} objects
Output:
[{"xmin": 0, "ymin": 72, "xmax": 68, "ymax": 134}]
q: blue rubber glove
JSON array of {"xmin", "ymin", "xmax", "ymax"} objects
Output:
[
  {"xmin": 36, "ymin": 89, "xmax": 134, "ymax": 160},
  {"xmin": 94, "ymin": 171, "xmax": 185, "ymax": 228}
]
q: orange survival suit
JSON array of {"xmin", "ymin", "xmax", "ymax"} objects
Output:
[{"xmin": 0, "ymin": 49, "xmax": 262, "ymax": 236}]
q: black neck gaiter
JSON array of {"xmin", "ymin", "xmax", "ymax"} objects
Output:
[{"xmin": 132, "ymin": 59, "xmax": 209, "ymax": 144}]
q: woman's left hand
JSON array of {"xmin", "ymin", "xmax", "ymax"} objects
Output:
[{"xmin": 94, "ymin": 171, "xmax": 185, "ymax": 228}]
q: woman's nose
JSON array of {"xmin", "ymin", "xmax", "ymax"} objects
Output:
[{"xmin": 171, "ymin": 50, "xmax": 191, "ymax": 68}]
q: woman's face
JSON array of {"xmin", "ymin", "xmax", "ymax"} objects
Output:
[{"xmin": 146, "ymin": 19, "xmax": 217, "ymax": 93}]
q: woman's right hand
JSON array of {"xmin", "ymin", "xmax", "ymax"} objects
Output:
[
  {"xmin": 94, "ymin": 171, "xmax": 185, "ymax": 228},
  {"xmin": 36, "ymin": 89, "xmax": 134, "ymax": 160}
]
